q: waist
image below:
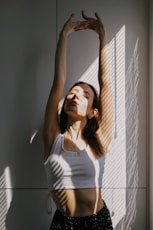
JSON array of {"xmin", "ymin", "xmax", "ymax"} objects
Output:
[
  {"xmin": 51, "ymin": 187, "xmax": 103, "ymax": 217},
  {"xmin": 54, "ymin": 200, "xmax": 107, "ymax": 219}
]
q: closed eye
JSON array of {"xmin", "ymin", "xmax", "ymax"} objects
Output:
[
  {"xmin": 83, "ymin": 91, "xmax": 90, "ymax": 99},
  {"xmin": 83, "ymin": 94, "xmax": 89, "ymax": 99}
]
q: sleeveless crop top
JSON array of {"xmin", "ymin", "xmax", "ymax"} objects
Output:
[{"xmin": 44, "ymin": 134, "xmax": 105, "ymax": 191}]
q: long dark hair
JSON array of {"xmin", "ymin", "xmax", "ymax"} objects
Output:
[{"xmin": 59, "ymin": 81, "xmax": 104, "ymax": 156}]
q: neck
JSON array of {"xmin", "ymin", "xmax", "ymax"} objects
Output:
[{"xmin": 66, "ymin": 119, "xmax": 87, "ymax": 141}]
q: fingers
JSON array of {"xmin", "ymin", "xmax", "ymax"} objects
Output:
[
  {"xmin": 68, "ymin": 11, "xmax": 101, "ymax": 23},
  {"xmin": 95, "ymin": 12, "xmax": 100, "ymax": 20},
  {"xmin": 81, "ymin": 10, "xmax": 89, "ymax": 20},
  {"xmin": 82, "ymin": 11, "xmax": 103, "ymax": 23},
  {"xmin": 81, "ymin": 10, "xmax": 94, "ymax": 21},
  {"xmin": 68, "ymin": 13, "xmax": 75, "ymax": 22},
  {"xmin": 95, "ymin": 12, "xmax": 103, "ymax": 24}
]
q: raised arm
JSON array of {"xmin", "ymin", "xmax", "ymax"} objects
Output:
[
  {"xmin": 43, "ymin": 14, "xmax": 88, "ymax": 160},
  {"xmin": 96, "ymin": 13, "xmax": 113, "ymax": 153},
  {"xmin": 82, "ymin": 12, "xmax": 113, "ymax": 154}
]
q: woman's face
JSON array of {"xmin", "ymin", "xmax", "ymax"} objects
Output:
[{"xmin": 64, "ymin": 83, "xmax": 95, "ymax": 120}]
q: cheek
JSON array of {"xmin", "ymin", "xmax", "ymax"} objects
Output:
[{"xmin": 80, "ymin": 101, "xmax": 91, "ymax": 114}]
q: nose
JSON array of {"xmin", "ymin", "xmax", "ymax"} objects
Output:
[{"xmin": 72, "ymin": 92, "xmax": 79, "ymax": 99}]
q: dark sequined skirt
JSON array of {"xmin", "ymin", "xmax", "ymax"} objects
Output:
[{"xmin": 50, "ymin": 200, "xmax": 113, "ymax": 230}]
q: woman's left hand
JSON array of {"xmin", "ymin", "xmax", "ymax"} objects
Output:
[{"xmin": 79, "ymin": 11, "xmax": 106, "ymax": 39}]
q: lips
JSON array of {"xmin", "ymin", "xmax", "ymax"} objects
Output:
[{"xmin": 68, "ymin": 100, "xmax": 78, "ymax": 106}]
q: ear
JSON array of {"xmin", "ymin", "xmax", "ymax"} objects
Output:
[{"xmin": 88, "ymin": 108, "xmax": 99, "ymax": 119}]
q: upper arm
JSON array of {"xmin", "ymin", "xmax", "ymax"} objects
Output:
[
  {"xmin": 96, "ymin": 41, "xmax": 113, "ymax": 153},
  {"xmin": 97, "ymin": 80, "xmax": 113, "ymax": 154},
  {"xmin": 43, "ymin": 80, "xmax": 64, "ymax": 156}
]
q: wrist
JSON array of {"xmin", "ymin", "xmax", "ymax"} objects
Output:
[
  {"xmin": 99, "ymin": 33, "xmax": 107, "ymax": 44},
  {"xmin": 60, "ymin": 30, "xmax": 69, "ymax": 39}
]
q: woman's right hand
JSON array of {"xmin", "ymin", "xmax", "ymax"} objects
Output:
[{"xmin": 61, "ymin": 13, "xmax": 88, "ymax": 37}]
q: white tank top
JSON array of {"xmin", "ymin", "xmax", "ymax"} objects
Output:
[{"xmin": 44, "ymin": 134, "xmax": 105, "ymax": 191}]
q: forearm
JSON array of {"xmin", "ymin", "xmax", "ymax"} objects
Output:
[
  {"xmin": 98, "ymin": 35, "xmax": 110, "ymax": 87},
  {"xmin": 54, "ymin": 31, "xmax": 68, "ymax": 85},
  {"xmin": 98, "ymin": 35, "xmax": 113, "ymax": 143}
]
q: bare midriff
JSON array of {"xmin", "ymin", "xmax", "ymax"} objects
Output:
[{"xmin": 51, "ymin": 187, "xmax": 104, "ymax": 217}]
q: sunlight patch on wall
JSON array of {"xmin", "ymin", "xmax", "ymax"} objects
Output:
[
  {"xmin": 79, "ymin": 56, "xmax": 99, "ymax": 90},
  {"xmin": 0, "ymin": 166, "xmax": 13, "ymax": 230},
  {"xmin": 119, "ymin": 38, "xmax": 139, "ymax": 230}
]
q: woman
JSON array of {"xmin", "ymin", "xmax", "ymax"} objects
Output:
[{"xmin": 43, "ymin": 11, "xmax": 113, "ymax": 230}]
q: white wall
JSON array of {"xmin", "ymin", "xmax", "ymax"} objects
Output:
[{"xmin": 0, "ymin": 0, "xmax": 149, "ymax": 229}]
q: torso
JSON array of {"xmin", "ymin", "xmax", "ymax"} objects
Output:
[
  {"xmin": 51, "ymin": 188, "xmax": 104, "ymax": 217},
  {"xmin": 45, "ymin": 132, "xmax": 104, "ymax": 217}
]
